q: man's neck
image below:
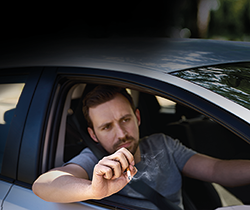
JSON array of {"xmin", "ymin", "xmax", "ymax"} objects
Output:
[{"xmin": 134, "ymin": 145, "xmax": 141, "ymax": 164}]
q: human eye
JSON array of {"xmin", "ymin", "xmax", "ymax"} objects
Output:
[
  {"xmin": 122, "ymin": 117, "xmax": 131, "ymax": 123},
  {"xmin": 102, "ymin": 124, "xmax": 111, "ymax": 131}
]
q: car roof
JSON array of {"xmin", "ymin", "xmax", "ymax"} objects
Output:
[{"xmin": 1, "ymin": 38, "xmax": 250, "ymax": 73}]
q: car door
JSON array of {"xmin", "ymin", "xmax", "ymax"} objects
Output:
[
  {"xmin": 1, "ymin": 68, "xmax": 110, "ymax": 210},
  {"xmin": 0, "ymin": 68, "xmax": 42, "ymax": 208},
  {"xmin": 49, "ymin": 67, "xmax": 250, "ymax": 210},
  {"xmin": 6, "ymin": 66, "xmax": 250, "ymax": 209},
  {"xmin": 6, "ymin": 67, "xmax": 173, "ymax": 210}
]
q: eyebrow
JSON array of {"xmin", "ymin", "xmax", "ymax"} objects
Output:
[{"xmin": 97, "ymin": 114, "xmax": 133, "ymax": 130}]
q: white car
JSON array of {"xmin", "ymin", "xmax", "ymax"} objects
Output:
[{"xmin": 1, "ymin": 38, "xmax": 250, "ymax": 210}]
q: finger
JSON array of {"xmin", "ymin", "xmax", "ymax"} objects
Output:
[
  {"xmin": 118, "ymin": 148, "xmax": 135, "ymax": 165},
  {"xmin": 94, "ymin": 164, "xmax": 114, "ymax": 180},
  {"xmin": 131, "ymin": 165, "xmax": 137, "ymax": 176},
  {"xmin": 113, "ymin": 153, "xmax": 129, "ymax": 172},
  {"xmin": 98, "ymin": 158, "xmax": 123, "ymax": 179},
  {"xmin": 110, "ymin": 148, "xmax": 134, "ymax": 170}
]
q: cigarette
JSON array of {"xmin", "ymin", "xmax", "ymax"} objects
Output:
[{"xmin": 126, "ymin": 168, "xmax": 131, "ymax": 180}]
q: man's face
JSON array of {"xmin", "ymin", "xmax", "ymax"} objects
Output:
[{"xmin": 87, "ymin": 93, "xmax": 141, "ymax": 155}]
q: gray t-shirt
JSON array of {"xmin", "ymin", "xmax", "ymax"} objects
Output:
[{"xmin": 66, "ymin": 133, "xmax": 197, "ymax": 209}]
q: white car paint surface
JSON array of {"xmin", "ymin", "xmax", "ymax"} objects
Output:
[{"xmin": 3, "ymin": 185, "xmax": 108, "ymax": 210}]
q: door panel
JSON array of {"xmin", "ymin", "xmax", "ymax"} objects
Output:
[
  {"xmin": 0, "ymin": 180, "xmax": 12, "ymax": 206},
  {"xmin": 3, "ymin": 185, "xmax": 108, "ymax": 210}
]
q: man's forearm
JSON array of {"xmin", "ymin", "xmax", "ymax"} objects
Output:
[
  {"xmin": 33, "ymin": 148, "xmax": 136, "ymax": 203},
  {"xmin": 213, "ymin": 159, "xmax": 250, "ymax": 187},
  {"xmin": 32, "ymin": 170, "xmax": 95, "ymax": 203}
]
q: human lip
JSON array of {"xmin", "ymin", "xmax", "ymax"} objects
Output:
[{"xmin": 117, "ymin": 141, "xmax": 132, "ymax": 149}]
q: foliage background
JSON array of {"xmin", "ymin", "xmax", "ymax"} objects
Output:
[{"xmin": 176, "ymin": 0, "xmax": 250, "ymax": 41}]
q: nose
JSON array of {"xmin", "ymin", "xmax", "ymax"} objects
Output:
[{"xmin": 115, "ymin": 124, "xmax": 127, "ymax": 139}]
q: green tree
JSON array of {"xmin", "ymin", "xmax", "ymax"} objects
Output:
[{"xmin": 208, "ymin": 0, "xmax": 250, "ymax": 40}]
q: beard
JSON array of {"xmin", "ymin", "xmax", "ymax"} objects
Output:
[
  {"xmin": 112, "ymin": 135, "xmax": 139, "ymax": 155},
  {"xmin": 93, "ymin": 126, "xmax": 140, "ymax": 155}
]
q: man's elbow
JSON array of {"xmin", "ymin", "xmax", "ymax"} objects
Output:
[
  {"xmin": 32, "ymin": 179, "xmax": 54, "ymax": 202},
  {"xmin": 32, "ymin": 181, "xmax": 45, "ymax": 200}
]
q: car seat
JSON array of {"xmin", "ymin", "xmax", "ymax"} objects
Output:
[
  {"xmin": 137, "ymin": 92, "xmax": 162, "ymax": 138},
  {"xmin": 64, "ymin": 84, "xmax": 98, "ymax": 162}
]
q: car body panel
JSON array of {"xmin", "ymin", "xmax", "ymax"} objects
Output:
[
  {"xmin": 0, "ymin": 180, "xmax": 12, "ymax": 207},
  {"xmin": 1, "ymin": 39, "xmax": 250, "ymax": 73},
  {"xmin": 1, "ymin": 38, "xmax": 250, "ymax": 125},
  {"xmin": 1, "ymin": 38, "xmax": 250, "ymax": 209},
  {"xmin": 3, "ymin": 185, "xmax": 108, "ymax": 210}
]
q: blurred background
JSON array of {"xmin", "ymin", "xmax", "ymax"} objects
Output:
[
  {"xmin": 171, "ymin": 0, "xmax": 250, "ymax": 41},
  {"xmin": 0, "ymin": 0, "xmax": 250, "ymax": 43}
]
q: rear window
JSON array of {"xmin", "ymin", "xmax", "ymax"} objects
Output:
[
  {"xmin": 156, "ymin": 96, "xmax": 176, "ymax": 114},
  {"xmin": 171, "ymin": 63, "xmax": 250, "ymax": 111},
  {"xmin": 0, "ymin": 78, "xmax": 26, "ymax": 173}
]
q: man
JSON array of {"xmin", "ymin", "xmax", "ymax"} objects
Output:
[{"xmin": 33, "ymin": 85, "xmax": 250, "ymax": 209}]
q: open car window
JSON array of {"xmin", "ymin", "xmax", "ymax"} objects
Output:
[{"xmin": 50, "ymin": 80, "xmax": 250, "ymax": 209}]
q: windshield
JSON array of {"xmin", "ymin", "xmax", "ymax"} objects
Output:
[{"xmin": 171, "ymin": 63, "xmax": 250, "ymax": 111}]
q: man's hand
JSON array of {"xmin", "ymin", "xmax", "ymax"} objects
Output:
[
  {"xmin": 91, "ymin": 147, "xmax": 137, "ymax": 199},
  {"xmin": 32, "ymin": 147, "xmax": 137, "ymax": 203}
]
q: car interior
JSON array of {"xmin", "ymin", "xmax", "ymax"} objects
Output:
[{"xmin": 57, "ymin": 82, "xmax": 250, "ymax": 210}]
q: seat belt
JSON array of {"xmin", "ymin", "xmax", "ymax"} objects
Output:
[
  {"xmin": 71, "ymin": 114, "xmax": 182, "ymax": 210},
  {"xmin": 129, "ymin": 180, "xmax": 182, "ymax": 210}
]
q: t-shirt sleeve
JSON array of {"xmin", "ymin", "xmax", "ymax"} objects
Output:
[
  {"xmin": 164, "ymin": 134, "xmax": 197, "ymax": 171},
  {"xmin": 64, "ymin": 147, "xmax": 98, "ymax": 180}
]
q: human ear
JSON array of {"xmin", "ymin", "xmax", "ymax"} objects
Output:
[
  {"xmin": 135, "ymin": 109, "xmax": 141, "ymax": 126},
  {"xmin": 87, "ymin": 127, "xmax": 99, "ymax": 142}
]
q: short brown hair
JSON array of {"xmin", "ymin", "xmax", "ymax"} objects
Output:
[{"xmin": 82, "ymin": 85, "xmax": 135, "ymax": 129}]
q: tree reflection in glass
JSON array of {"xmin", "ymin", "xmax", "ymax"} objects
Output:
[{"xmin": 172, "ymin": 63, "xmax": 250, "ymax": 110}]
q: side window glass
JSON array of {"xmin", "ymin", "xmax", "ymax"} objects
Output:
[
  {"xmin": 0, "ymin": 80, "xmax": 25, "ymax": 173},
  {"xmin": 156, "ymin": 96, "xmax": 176, "ymax": 114}
]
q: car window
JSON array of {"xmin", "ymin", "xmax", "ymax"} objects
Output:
[
  {"xmin": 156, "ymin": 96, "xmax": 176, "ymax": 114},
  {"xmin": 0, "ymin": 78, "xmax": 26, "ymax": 173},
  {"xmin": 171, "ymin": 63, "xmax": 250, "ymax": 111},
  {"xmin": 51, "ymin": 80, "xmax": 250, "ymax": 209}
]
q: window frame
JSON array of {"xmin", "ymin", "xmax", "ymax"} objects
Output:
[
  {"xmin": 16, "ymin": 68, "xmax": 58, "ymax": 185},
  {"xmin": 12, "ymin": 66, "xmax": 250, "ymax": 209},
  {"xmin": 35, "ymin": 66, "xmax": 250, "ymax": 171}
]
